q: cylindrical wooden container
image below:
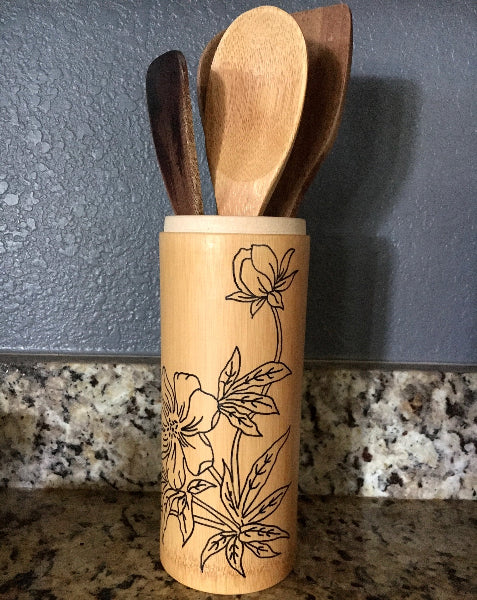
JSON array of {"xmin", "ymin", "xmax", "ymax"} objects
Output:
[{"xmin": 159, "ymin": 216, "xmax": 309, "ymax": 594}]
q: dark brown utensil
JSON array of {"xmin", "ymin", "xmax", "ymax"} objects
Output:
[
  {"xmin": 197, "ymin": 4, "xmax": 353, "ymax": 217},
  {"xmin": 146, "ymin": 50, "xmax": 203, "ymax": 215}
]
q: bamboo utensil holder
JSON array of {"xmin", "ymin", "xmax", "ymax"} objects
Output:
[{"xmin": 159, "ymin": 216, "xmax": 309, "ymax": 594}]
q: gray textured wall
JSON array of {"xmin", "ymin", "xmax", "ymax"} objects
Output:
[{"xmin": 1, "ymin": 0, "xmax": 476, "ymax": 364}]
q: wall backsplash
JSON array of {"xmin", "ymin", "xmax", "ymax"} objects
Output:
[
  {"xmin": 1, "ymin": 361, "xmax": 475, "ymax": 499},
  {"xmin": 1, "ymin": 0, "xmax": 476, "ymax": 364}
]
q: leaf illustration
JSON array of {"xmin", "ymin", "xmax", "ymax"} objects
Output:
[
  {"xmin": 201, "ymin": 531, "xmax": 234, "ymax": 571},
  {"xmin": 231, "ymin": 362, "xmax": 291, "ymax": 392},
  {"xmin": 250, "ymin": 298, "xmax": 266, "ymax": 317},
  {"xmin": 161, "ymin": 486, "xmax": 180, "ymax": 540},
  {"xmin": 187, "ymin": 478, "xmax": 216, "ymax": 496},
  {"xmin": 199, "ymin": 432, "xmax": 212, "ymax": 448},
  {"xmin": 225, "ymin": 411, "xmax": 261, "ymax": 437},
  {"xmin": 175, "ymin": 493, "xmax": 187, "ymax": 516},
  {"xmin": 246, "ymin": 541, "xmax": 281, "ymax": 559},
  {"xmin": 218, "ymin": 347, "xmax": 241, "ymax": 398},
  {"xmin": 161, "ymin": 480, "xmax": 179, "ymax": 504},
  {"xmin": 279, "ymin": 248, "xmax": 295, "ymax": 278},
  {"xmin": 162, "ymin": 485, "xmax": 185, "ymax": 518},
  {"xmin": 267, "ymin": 290, "xmax": 284, "ymax": 309},
  {"xmin": 177, "ymin": 497, "xmax": 194, "ymax": 546},
  {"xmin": 220, "ymin": 460, "xmax": 240, "ymax": 522},
  {"xmin": 240, "ymin": 522, "xmax": 290, "ymax": 542},
  {"xmin": 219, "ymin": 400, "xmax": 251, "ymax": 417},
  {"xmin": 222, "ymin": 391, "xmax": 279, "ymax": 415},
  {"xmin": 275, "ymin": 270, "xmax": 298, "ymax": 292},
  {"xmin": 240, "ymin": 428, "xmax": 290, "ymax": 513},
  {"xmin": 243, "ymin": 484, "xmax": 290, "ymax": 523},
  {"xmin": 225, "ymin": 291, "xmax": 252, "ymax": 303},
  {"xmin": 226, "ymin": 536, "xmax": 245, "ymax": 577}
]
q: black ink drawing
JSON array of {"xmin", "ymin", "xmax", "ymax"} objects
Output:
[{"xmin": 161, "ymin": 244, "xmax": 298, "ymax": 577}]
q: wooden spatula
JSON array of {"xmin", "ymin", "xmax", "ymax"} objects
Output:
[
  {"xmin": 146, "ymin": 50, "xmax": 203, "ymax": 215},
  {"xmin": 198, "ymin": 4, "xmax": 353, "ymax": 217},
  {"xmin": 202, "ymin": 6, "xmax": 308, "ymax": 216}
]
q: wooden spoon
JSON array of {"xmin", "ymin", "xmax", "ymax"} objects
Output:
[
  {"xmin": 203, "ymin": 6, "xmax": 308, "ymax": 216},
  {"xmin": 146, "ymin": 50, "xmax": 203, "ymax": 215},
  {"xmin": 198, "ymin": 4, "xmax": 353, "ymax": 217}
]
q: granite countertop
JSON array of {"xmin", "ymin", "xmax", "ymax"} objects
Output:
[
  {"xmin": 1, "ymin": 362, "xmax": 476, "ymax": 499},
  {"xmin": 1, "ymin": 490, "xmax": 476, "ymax": 599}
]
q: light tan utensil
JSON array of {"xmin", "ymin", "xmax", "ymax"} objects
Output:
[
  {"xmin": 198, "ymin": 4, "xmax": 353, "ymax": 217},
  {"xmin": 203, "ymin": 6, "xmax": 308, "ymax": 216}
]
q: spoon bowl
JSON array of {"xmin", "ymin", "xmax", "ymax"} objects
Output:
[
  {"xmin": 198, "ymin": 4, "xmax": 352, "ymax": 217},
  {"xmin": 203, "ymin": 6, "xmax": 308, "ymax": 216}
]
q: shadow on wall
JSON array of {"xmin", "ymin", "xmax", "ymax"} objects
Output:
[{"xmin": 302, "ymin": 76, "xmax": 421, "ymax": 361}]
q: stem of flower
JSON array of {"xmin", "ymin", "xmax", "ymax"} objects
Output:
[
  {"xmin": 231, "ymin": 428, "xmax": 242, "ymax": 504},
  {"xmin": 192, "ymin": 496, "xmax": 238, "ymax": 531},
  {"xmin": 271, "ymin": 305, "xmax": 283, "ymax": 362},
  {"xmin": 261, "ymin": 306, "xmax": 283, "ymax": 396},
  {"xmin": 194, "ymin": 515, "xmax": 229, "ymax": 531},
  {"xmin": 209, "ymin": 466, "xmax": 223, "ymax": 485}
]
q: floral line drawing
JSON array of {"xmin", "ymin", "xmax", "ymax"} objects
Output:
[
  {"xmin": 226, "ymin": 244, "xmax": 298, "ymax": 362},
  {"xmin": 161, "ymin": 244, "xmax": 298, "ymax": 578}
]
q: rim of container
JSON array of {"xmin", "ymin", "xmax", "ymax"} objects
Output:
[{"xmin": 163, "ymin": 216, "xmax": 306, "ymax": 235}]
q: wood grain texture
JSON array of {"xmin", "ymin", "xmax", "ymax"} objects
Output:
[
  {"xmin": 198, "ymin": 4, "xmax": 353, "ymax": 217},
  {"xmin": 197, "ymin": 32, "xmax": 222, "ymax": 125},
  {"xmin": 146, "ymin": 50, "xmax": 203, "ymax": 215},
  {"xmin": 203, "ymin": 6, "xmax": 307, "ymax": 216},
  {"xmin": 268, "ymin": 4, "xmax": 353, "ymax": 216},
  {"xmin": 159, "ymin": 225, "xmax": 309, "ymax": 593}
]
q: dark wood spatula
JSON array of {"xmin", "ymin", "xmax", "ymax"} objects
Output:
[{"xmin": 146, "ymin": 50, "xmax": 203, "ymax": 215}]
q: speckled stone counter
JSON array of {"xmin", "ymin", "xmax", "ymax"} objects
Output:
[
  {"xmin": 1, "ymin": 489, "xmax": 476, "ymax": 599},
  {"xmin": 0, "ymin": 362, "xmax": 476, "ymax": 499}
]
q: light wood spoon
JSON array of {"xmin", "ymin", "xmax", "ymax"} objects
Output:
[
  {"xmin": 198, "ymin": 4, "xmax": 353, "ymax": 217},
  {"xmin": 203, "ymin": 6, "xmax": 308, "ymax": 216},
  {"xmin": 146, "ymin": 50, "xmax": 203, "ymax": 215}
]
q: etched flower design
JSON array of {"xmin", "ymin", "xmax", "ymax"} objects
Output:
[
  {"xmin": 162, "ymin": 368, "xmax": 218, "ymax": 488},
  {"xmin": 161, "ymin": 242, "xmax": 298, "ymax": 578},
  {"xmin": 226, "ymin": 245, "xmax": 297, "ymax": 317},
  {"xmin": 161, "ymin": 473, "xmax": 216, "ymax": 546},
  {"xmin": 216, "ymin": 346, "xmax": 290, "ymax": 437},
  {"xmin": 200, "ymin": 429, "xmax": 291, "ymax": 577}
]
